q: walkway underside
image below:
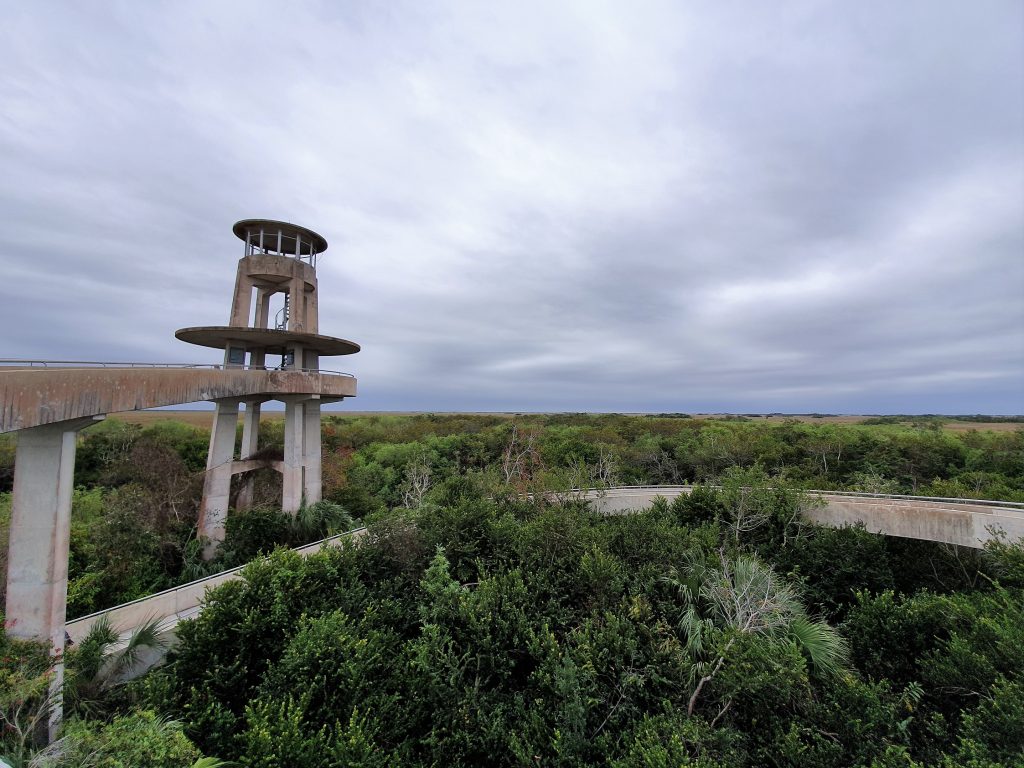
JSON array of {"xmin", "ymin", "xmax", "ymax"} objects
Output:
[{"xmin": 0, "ymin": 366, "xmax": 356, "ymax": 433}]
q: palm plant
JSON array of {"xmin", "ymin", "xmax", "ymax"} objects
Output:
[
  {"xmin": 663, "ymin": 552, "xmax": 849, "ymax": 716},
  {"xmin": 64, "ymin": 615, "xmax": 168, "ymax": 717},
  {"xmin": 290, "ymin": 499, "xmax": 354, "ymax": 543}
]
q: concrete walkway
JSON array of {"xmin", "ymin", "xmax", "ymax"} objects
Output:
[
  {"xmin": 0, "ymin": 363, "xmax": 355, "ymax": 433},
  {"xmin": 579, "ymin": 486, "xmax": 1024, "ymax": 549}
]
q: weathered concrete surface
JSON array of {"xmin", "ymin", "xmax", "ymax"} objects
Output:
[
  {"xmin": 804, "ymin": 496, "xmax": 1024, "ymax": 549},
  {"xmin": 0, "ymin": 367, "xmax": 356, "ymax": 433},
  {"xmin": 197, "ymin": 400, "xmax": 241, "ymax": 557},
  {"xmin": 5, "ymin": 421, "xmax": 92, "ymax": 646},
  {"xmin": 177, "ymin": 220, "xmax": 358, "ymax": 550},
  {"xmin": 174, "ymin": 327, "xmax": 360, "ymax": 356},
  {"xmin": 5, "ymin": 417, "xmax": 101, "ymax": 740},
  {"xmin": 582, "ymin": 486, "xmax": 1024, "ymax": 549},
  {"xmin": 235, "ymin": 400, "xmax": 267, "ymax": 511},
  {"xmin": 282, "ymin": 396, "xmax": 306, "ymax": 513}
]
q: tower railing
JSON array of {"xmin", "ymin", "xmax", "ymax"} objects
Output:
[{"xmin": 240, "ymin": 225, "xmax": 320, "ymax": 267}]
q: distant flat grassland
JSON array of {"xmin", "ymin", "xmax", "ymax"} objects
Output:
[{"xmin": 112, "ymin": 410, "xmax": 1021, "ymax": 432}]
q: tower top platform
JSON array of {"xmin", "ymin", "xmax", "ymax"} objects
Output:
[{"xmin": 233, "ymin": 219, "xmax": 328, "ymax": 260}]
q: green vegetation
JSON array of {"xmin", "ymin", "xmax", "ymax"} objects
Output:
[
  {"xmin": 151, "ymin": 487, "xmax": 1022, "ymax": 765},
  {"xmin": 1, "ymin": 413, "xmax": 1022, "ymax": 765}
]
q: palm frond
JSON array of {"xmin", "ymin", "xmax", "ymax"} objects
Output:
[
  {"xmin": 291, "ymin": 499, "xmax": 354, "ymax": 541},
  {"xmin": 107, "ymin": 616, "xmax": 168, "ymax": 683},
  {"xmin": 80, "ymin": 614, "xmax": 118, "ymax": 646},
  {"xmin": 71, "ymin": 615, "xmax": 118, "ymax": 682},
  {"xmin": 192, "ymin": 758, "xmax": 235, "ymax": 768},
  {"xmin": 703, "ymin": 554, "xmax": 802, "ymax": 633},
  {"xmin": 788, "ymin": 615, "xmax": 850, "ymax": 680}
]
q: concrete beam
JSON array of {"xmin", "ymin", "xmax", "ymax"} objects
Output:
[
  {"xmin": 231, "ymin": 458, "xmax": 284, "ymax": 475},
  {"xmin": 805, "ymin": 496, "xmax": 1024, "ymax": 549},
  {"xmin": 581, "ymin": 486, "xmax": 1023, "ymax": 549}
]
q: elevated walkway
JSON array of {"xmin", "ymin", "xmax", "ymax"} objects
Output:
[
  {"xmin": 579, "ymin": 486, "xmax": 1024, "ymax": 549},
  {"xmin": 0, "ymin": 361, "xmax": 355, "ymax": 433}
]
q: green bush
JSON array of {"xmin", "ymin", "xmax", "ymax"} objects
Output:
[
  {"xmin": 34, "ymin": 710, "xmax": 203, "ymax": 768},
  {"xmin": 218, "ymin": 505, "xmax": 290, "ymax": 565}
]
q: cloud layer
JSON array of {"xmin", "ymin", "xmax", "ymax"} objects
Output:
[{"xmin": 2, "ymin": 1, "xmax": 1022, "ymax": 413}]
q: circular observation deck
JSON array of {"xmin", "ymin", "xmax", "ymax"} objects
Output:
[
  {"xmin": 234, "ymin": 219, "xmax": 328, "ymax": 267},
  {"xmin": 175, "ymin": 326, "xmax": 360, "ymax": 357}
]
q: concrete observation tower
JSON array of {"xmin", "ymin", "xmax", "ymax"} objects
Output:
[{"xmin": 176, "ymin": 219, "xmax": 359, "ymax": 555}]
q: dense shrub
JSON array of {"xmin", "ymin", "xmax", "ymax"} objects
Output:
[
  {"xmin": 156, "ymin": 484, "xmax": 1023, "ymax": 766},
  {"xmin": 34, "ymin": 710, "xmax": 203, "ymax": 768}
]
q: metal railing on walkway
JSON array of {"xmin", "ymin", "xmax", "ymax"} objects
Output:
[
  {"xmin": 557, "ymin": 487, "xmax": 1024, "ymax": 512},
  {"xmin": 0, "ymin": 359, "xmax": 354, "ymax": 377}
]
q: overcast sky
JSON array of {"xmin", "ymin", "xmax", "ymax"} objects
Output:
[{"xmin": 1, "ymin": 1, "xmax": 1022, "ymax": 414}]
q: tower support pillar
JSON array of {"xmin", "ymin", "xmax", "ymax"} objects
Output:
[
  {"xmin": 303, "ymin": 398, "xmax": 322, "ymax": 505},
  {"xmin": 198, "ymin": 399, "xmax": 240, "ymax": 558},
  {"xmin": 282, "ymin": 396, "xmax": 307, "ymax": 513},
  {"xmin": 5, "ymin": 416, "xmax": 102, "ymax": 740},
  {"xmin": 236, "ymin": 398, "xmax": 268, "ymax": 512}
]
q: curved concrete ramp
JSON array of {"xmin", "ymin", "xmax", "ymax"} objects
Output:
[
  {"xmin": 805, "ymin": 494, "xmax": 1023, "ymax": 550},
  {"xmin": 66, "ymin": 527, "xmax": 368, "ymax": 647},
  {"xmin": 0, "ymin": 366, "xmax": 356, "ymax": 433},
  {"xmin": 581, "ymin": 486, "xmax": 1024, "ymax": 549}
]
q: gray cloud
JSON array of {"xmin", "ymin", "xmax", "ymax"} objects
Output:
[{"xmin": 1, "ymin": 0, "xmax": 1021, "ymax": 414}]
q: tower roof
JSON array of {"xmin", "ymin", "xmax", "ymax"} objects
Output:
[{"xmin": 233, "ymin": 219, "xmax": 328, "ymax": 256}]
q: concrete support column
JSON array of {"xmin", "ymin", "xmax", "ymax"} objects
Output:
[
  {"xmin": 288, "ymin": 276, "xmax": 305, "ymax": 331},
  {"xmin": 282, "ymin": 396, "xmax": 306, "ymax": 513},
  {"xmin": 5, "ymin": 416, "xmax": 101, "ymax": 740},
  {"xmin": 306, "ymin": 286, "xmax": 319, "ymax": 334},
  {"xmin": 235, "ymin": 399, "xmax": 265, "ymax": 512},
  {"xmin": 198, "ymin": 400, "xmax": 240, "ymax": 558},
  {"xmin": 229, "ymin": 263, "xmax": 255, "ymax": 327},
  {"xmin": 253, "ymin": 287, "xmax": 272, "ymax": 330},
  {"xmin": 303, "ymin": 399, "xmax": 322, "ymax": 505}
]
